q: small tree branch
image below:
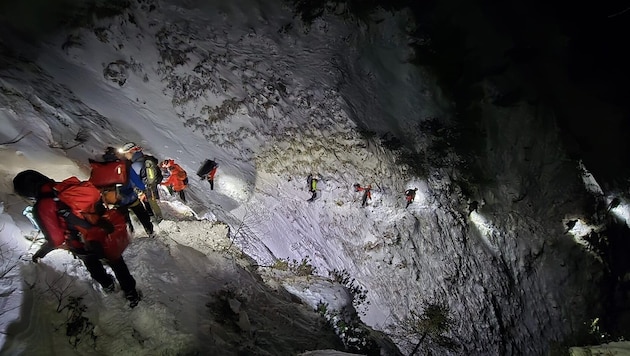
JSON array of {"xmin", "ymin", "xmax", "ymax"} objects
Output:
[
  {"xmin": 49, "ymin": 127, "xmax": 89, "ymax": 150},
  {"xmin": 0, "ymin": 131, "xmax": 32, "ymax": 145},
  {"xmin": 409, "ymin": 331, "xmax": 427, "ymax": 356}
]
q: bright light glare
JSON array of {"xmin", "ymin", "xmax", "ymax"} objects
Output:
[
  {"xmin": 566, "ymin": 219, "xmax": 591, "ymax": 238},
  {"xmin": 469, "ymin": 211, "xmax": 493, "ymax": 236},
  {"xmin": 578, "ymin": 161, "xmax": 604, "ymax": 196},
  {"xmin": 470, "ymin": 211, "xmax": 498, "ymax": 237},
  {"xmin": 609, "ymin": 202, "xmax": 630, "ymax": 227},
  {"xmin": 565, "ymin": 218, "xmax": 600, "ymax": 251},
  {"xmin": 469, "ymin": 211, "xmax": 502, "ymax": 254},
  {"xmin": 219, "ymin": 173, "xmax": 251, "ymax": 202},
  {"xmin": 564, "ymin": 219, "xmax": 608, "ymax": 264}
]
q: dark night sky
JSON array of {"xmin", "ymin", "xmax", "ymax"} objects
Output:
[{"xmin": 408, "ymin": 0, "xmax": 630, "ymax": 189}]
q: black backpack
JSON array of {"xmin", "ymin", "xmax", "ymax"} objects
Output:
[{"xmin": 196, "ymin": 159, "xmax": 217, "ymax": 178}]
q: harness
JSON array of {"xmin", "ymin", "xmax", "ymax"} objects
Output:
[{"xmin": 38, "ymin": 191, "xmax": 91, "ymax": 249}]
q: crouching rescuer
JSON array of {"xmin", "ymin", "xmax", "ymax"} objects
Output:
[{"xmin": 13, "ymin": 170, "xmax": 141, "ymax": 308}]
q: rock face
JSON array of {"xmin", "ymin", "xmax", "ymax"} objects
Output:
[
  {"xmin": 103, "ymin": 60, "xmax": 129, "ymax": 86},
  {"xmin": 394, "ymin": 0, "xmax": 630, "ymax": 353},
  {"xmin": 2, "ymin": 0, "xmax": 629, "ymax": 354},
  {"xmin": 277, "ymin": 0, "xmax": 630, "ymax": 354}
]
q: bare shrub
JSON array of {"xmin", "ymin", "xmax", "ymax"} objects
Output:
[{"xmin": 49, "ymin": 127, "xmax": 89, "ymax": 150}]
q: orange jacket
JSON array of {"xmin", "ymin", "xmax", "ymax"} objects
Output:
[{"xmin": 161, "ymin": 163, "xmax": 188, "ymax": 192}]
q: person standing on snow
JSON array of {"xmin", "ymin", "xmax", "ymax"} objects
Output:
[
  {"xmin": 119, "ymin": 142, "xmax": 163, "ymax": 222},
  {"xmin": 196, "ymin": 159, "xmax": 218, "ymax": 190},
  {"xmin": 98, "ymin": 147, "xmax": 155, "ymax": 238},
  {"xmin": 405, "ymin": 188, "xmax": 418, "ymax": 208},
  {"xmin": 307, "ymin": 173, "xmax": 319, "ymax": 202},
  {"xmin": 354, "ymin": 183, "xmax": 372, "ymax": 207},
  {"xmin": 13, "ymin": 170, "xmax": 141, "ymax": 308},
  {"xmin": 160, "ymin": 159, "xmax": 189, "ymax": 202},
  {"xmin": 206, "ymin": 163, "xmax": 218, "ymax": 190}
]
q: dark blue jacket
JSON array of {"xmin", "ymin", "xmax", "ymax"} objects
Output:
[
  {"xmin": 129, "ymin": 151, "xmax": 147, "ymax": 191},
  {"xmin": 115, "ymin": 168, "xmax": 147, "ymax": 207}
]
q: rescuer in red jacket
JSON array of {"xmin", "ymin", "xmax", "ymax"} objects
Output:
[
  {"xmin": 13, "ymin": 170, "xmax": 141, "ymax": 308},
  {"xmin": 160, "ymin": 159, "xmax": 189, "ymax": 202}
]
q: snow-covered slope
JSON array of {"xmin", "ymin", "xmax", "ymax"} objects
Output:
[{"xmin": 1, "ymin": 0, "xmax": 620, "ymax": 355}]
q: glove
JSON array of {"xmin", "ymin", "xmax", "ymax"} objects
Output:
[
  {"xmin": 31, "ymin": 242, "xmax": 52, "ymax": 263},
  {"xmin": 96, "ymin": 218, "xmax": 115, "ymax": 234}
]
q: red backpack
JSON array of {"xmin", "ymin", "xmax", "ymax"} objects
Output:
[
  {"xmin": 54, "ymin": 177, "xmax": 103, "ymax": 221},
  {"xmin": 52, "ymin": 177, "xmax": 129, "ymax": 258},
  {"xmin": 89, "ymin": 159, "xmax": 129, "ymax": 188}
]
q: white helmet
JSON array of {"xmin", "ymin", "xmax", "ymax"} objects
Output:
[{"xmin": 119, "ymin": 142, "xmax": 140, "ymax": 153}]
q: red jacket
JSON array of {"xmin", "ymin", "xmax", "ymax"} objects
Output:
[
  {"xmin": 34, "ymin": 185, "xmax": 68, "ymax": 249},
  {"xmin": 33, "ymin": 182, "xmax": 129, "ymax": 260},
  {"xmin": 207, "ymin": 166, "xmax": 217, "ymax": 180},
  {"xmin": 161, "ymin": 163, "xmax": 188, "ymax": 192},
  {"xmin": 356, "ymin": 185, "xmax": 372, "ymax": 199}
]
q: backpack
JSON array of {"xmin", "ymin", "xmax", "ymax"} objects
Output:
[
  {"xmin": 48, "ymin": 177, "xmax": 127, "ymax": 256},
  {"xmin": 54, "ymin": 177, "xmax": 103, "ymax": 220},
  {"xmin": 143, "ymin": 155, "xmax": 163, "ymax": 184},
  {"xmin": 88, "ymin": 159, "xmax": 129, "ymax": 188},
  {"xmin": 196, "ymin": 159, "xmax": 217, "ymax": 178}
]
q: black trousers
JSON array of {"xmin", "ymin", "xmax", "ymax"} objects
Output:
[
  {"xmin": 81, "ymin": 254, "xmax": 136, "ymax": 297},
  {"xmin": 130, "ymin": 201, "xmax": 154, "ymax": 234},
  {"xmin": 119, "ymin": 200, "xmax": 154, "ymax": 234}
]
